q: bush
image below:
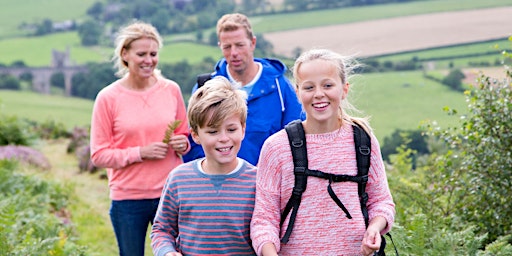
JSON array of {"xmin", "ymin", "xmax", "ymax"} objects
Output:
[
  {"xmin": 0, "ymin": 114, "xmax": 35, "ymax": 146},
  {"xmin": 0, "ymin": 160, "xmax": 88, "ymax": 255}
]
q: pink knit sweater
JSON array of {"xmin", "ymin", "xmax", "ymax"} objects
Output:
[
  {"xmin": 90, "ymin": 77, "xmax": 189, "ymax": 200},
  {"xmin": 250, "ymin": 124, "xmax": 395, "ymax": 256}
]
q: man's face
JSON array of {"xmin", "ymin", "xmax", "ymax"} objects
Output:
[{"xmin": 218, "ymin": 28, "xmax": 256, "ymax": 76}]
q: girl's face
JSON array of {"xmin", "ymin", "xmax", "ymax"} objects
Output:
[
  {"xmin": 296, "ymin": 59, "xmax": 349, "ymax": 132},
  {"xmin": 122, "ymin": 37, "xmax": 159, "ymax": 79},
  {"xmin": 191, "ymin": 113, "xmax": 245, "ymax": 174}
]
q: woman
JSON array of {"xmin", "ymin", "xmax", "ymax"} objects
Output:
[
  {"xmin": 90, "ymin": 21, "xmax": 190, "ymax": 256},
  {"xmin": 250, "ymin": 49, "xmax": 395, "ymax": 256}
]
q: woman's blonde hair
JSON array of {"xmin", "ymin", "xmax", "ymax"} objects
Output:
[
  {"xmin": 112, "ymin": 21, "xmax": 163, "ymax": 77},
  {"xmin": 187, "ymin": 76, "xmax": 248, "ymax": 134},
  {"xmin": 292, "ymin": 48, "xmax": 372, "ymax": 133}
]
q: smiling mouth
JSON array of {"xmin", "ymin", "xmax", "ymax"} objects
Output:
[
  {"xmin": 217, "ymin": 146, "xmax": 233, "ymax": 152},
  {"xmin": 313, "ymin": 102, "xmax": 329, "ymax": 108}
]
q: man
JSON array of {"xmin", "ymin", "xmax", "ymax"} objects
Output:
[{"xmin": 183, "ymin": 13, "xmax": 303, "ymax": 165}]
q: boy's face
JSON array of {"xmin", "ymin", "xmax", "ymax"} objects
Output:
[{"xmin": 191, "ymin": 113, "xmax": 245, "ymax": 174}]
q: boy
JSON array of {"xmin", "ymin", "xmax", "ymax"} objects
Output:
[{"xmin": 151, "ymin": 76, "xmax": 257, "ymax": 256}]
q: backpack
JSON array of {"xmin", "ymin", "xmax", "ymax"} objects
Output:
[
  {"xmin": 281, "ymin": 119, "xmax": 397, "ymax": 256},
  {"xmin": 196, "ymin": 73, "xmax": 212, "ymax": 89}
]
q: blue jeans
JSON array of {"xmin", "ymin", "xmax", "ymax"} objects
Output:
[{"xmin": 109, "ymin": 198, "xmax": 160, "ymax": 256}]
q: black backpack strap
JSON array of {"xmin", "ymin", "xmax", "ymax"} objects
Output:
[
  {"xmin": 196, "ymin": 73, "xmax": 212, "ymax": 88},
  {"xmin": 353, "ymin": 124, "xmax": 399, "ymax": 256},
  {"xmin": 353, "ymin": 124, "xmax": 371, "ymax": 227},
  {"xmin": 281, "ymin": 120, "xmax": 308, "ymax": 244}
]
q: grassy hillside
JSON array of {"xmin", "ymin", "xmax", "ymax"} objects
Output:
[
  {"xmin": 1, "ymin": 0, "xmax": 511, "ymax": 67},
  {"xmin": 0, "ymin": 32, "xmax": 221, "ymax": 67},
  {"xmin": 0, "ymin": 89, "xmax": 93, "ymax": 129},
  {"xmin": 351, "ymin": 71, "xmax": 467, "ymax": 141},
  {"xmin": 1, "ymin": 70, "xmax": 469, "ymax": 142},
  {"xmin": 0, "ymin": 0, "xmax": 99, "ymax": 38},
  {"xmin": 249, "ymin": 0, "xmax": 512, "ymax": 33}
]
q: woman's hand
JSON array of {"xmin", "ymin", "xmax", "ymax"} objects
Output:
[
  {"xmin": 168, "ymin": 134, "xmax": 189, "ymax": 154},
  {"xmin": 140, "ymin": 142, "xmax": 169, "ymax": 160}
]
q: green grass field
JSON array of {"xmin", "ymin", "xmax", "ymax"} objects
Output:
[
  {"xmin": 0, "ymin": 32, "xmax": 221, "ymax": 67},
  {"xmin": 0, "ymin": 0, "xmax": 98, "ymax": 38},
  {"xmin": 350, "ymin": 71, "xmax": 468, "ymax": 141},
  {"xmin": 249, "ymin": 0, "xmax": 512, "ymax": 33},
  {"xmin": 0, "ymin": 69, "xmax": 470, "ymax": 143},
  {"xmin": 1, "ymin": 0, "xmax": 511, "ymax": 67},
  {"xmin": 0, "ymin": 89, "xmax": 93, "ymax": 128}
]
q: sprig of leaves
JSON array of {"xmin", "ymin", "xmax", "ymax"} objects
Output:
[{"xmin": 162, "ymin": 120, "xmax": 182, "ymax": 144}]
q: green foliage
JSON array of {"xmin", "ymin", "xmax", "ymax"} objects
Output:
[
  {"xmin": 425, "ymin": 70, "xmax": 512, "ymax": 242},
  {"xmin": 32, "ymin": 119, "xmax": 71, "ymax": 140},
  {"xmin": 0, "ymin": 160, "xmax": 88, "ymax": 255},
  {"xmin": 442, "ymin": 69, "xmax": 466, "ymax": 91},
  {"xmin": 77, "ymin": 20, "xmax": 102, "ymax": 46},
  {"xmin": 381, "ymin": 129, "xmax": 428, "ymax": 163},
  {"xmin": 0, "ymin": 114, "xmax": 35, "ymax": 146},
  {"xmin": 0, "ymin": 74, "xmax": 21, "ymax": 90}
]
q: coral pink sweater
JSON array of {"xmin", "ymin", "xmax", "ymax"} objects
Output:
[
  {"xmin": 90, "ymin": 77, "xmax": 189, "ymax": 200},
  {"xmin": 250, "ymin": 124, "xmax": 395, "ymax": 256}
]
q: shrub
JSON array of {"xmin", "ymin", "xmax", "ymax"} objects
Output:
[
  {"xmin": 0, "ymin": 114, "xmax": 35, "ymax": 146},
  {"xmin": 0, "ymin": 160, "xmax": 88, "ymax": 255},
  {"xmin": 0, "ymin": 145, "xmax": 51, "ymax": 170}
]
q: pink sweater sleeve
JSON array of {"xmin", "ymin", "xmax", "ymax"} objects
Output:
[{"xmin": 90, "ymin": 83, "xmax": 142, "ymax": 169}]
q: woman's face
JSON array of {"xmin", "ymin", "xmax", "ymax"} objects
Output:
[
  {"xmin": 122, "ymin": 37, "xmax": 159, "ymax": 79},
  {"xmin": 296, "ymin": 59, "xmax": 348, "ymax": 131}
]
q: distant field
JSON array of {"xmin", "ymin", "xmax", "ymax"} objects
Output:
[
  {"xmin": 0, "ymin": 0, "xmax": 98, "ymax": 38},
  {"xmin": 2, "ymin": 0, "xmax": 512, "ymax": 67},
  {"xmin": 0, "ymin": 69, "xmax": 470, "ymax": 142},
  {"xmin": 349, "ymin": 71, "xmax": 468, "ymax": 141},
  {"xmin": 0, "ymin": 89, "xmax": 93, "ymax": 129},
  {"xmin": 250, "ymin": 0, "xmax": 512, "ymax": 33},
  {"xmin": 0, "ymin": 32, "xmax": 221, "ymax": 67},
  {"xmin": 266, "ymin": 6, "xmax": 512, "ymax": 58}
]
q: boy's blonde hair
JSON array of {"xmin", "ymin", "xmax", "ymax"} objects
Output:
[
  {"xmin": 187, "ymin": 76, "xmax": 248, "ymax": 134},
  {"xmin": 112, "ymin": 21, "xmax": 163, "ymax": 77},
  {"xmin": 216, "ymin": 13, "xmax": 254, "ymax": 40}
]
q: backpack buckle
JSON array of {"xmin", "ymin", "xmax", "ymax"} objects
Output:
[{"xmin": 359, "ymin": 145, "xmax": 370, "ymax": 155}]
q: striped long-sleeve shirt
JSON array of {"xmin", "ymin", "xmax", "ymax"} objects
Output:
[
  {"xmin": 250, "ymin": 124, "xmax": 395, "ymax": 256},
  {"xmin": 151, "ymin": 158, "xmax": 257, "ymax": 256}
]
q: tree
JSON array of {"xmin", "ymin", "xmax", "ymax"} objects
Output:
[
  {"xmin": 50, "ymin": 72, "xmax": 65, "ymax": 89},
  {"xmin": 381, "ymin": 129, "xmax": 429, "ymax": 163},
  {"xmin": 78, "ymin": 20, "xmax": 102, "ymax": 46},
  {"xmin": 425, "ymin": 67, "xmax": 512, "ymax": 244},
  {"xmin": 442, "ymin": 69, "xmax": 465, "ymax": 91},
  {"xmin": 0, "ymin": 74, "xmax": 20, "ymax": 90},
  {"xmin": 35, "ymin": 19, "xmax": 53, "ymax": 35},
  {"xmin": 87, "ymin": 1, "xmax": 104, "ymax": 20}
]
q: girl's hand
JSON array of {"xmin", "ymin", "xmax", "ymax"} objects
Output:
[{"xmin": 361, "ymin": 216, "xmax": 387, "ymax": 256}]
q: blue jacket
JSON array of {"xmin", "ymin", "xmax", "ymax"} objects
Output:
[{"xmin": 183, "ymin": 58, "xmax": 304, "ymax": 165}]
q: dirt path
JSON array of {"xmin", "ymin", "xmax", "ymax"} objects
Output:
[{"xmin": 265, "ymin": 6, "xmax": 512, "ymax": 58}]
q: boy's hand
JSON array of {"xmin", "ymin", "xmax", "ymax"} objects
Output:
[{"xmin": 165, "ymin": 253, "xmax": 182, "ymax": 256}]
